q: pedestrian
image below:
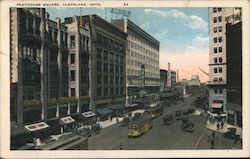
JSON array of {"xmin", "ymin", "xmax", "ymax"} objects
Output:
[
  {"xmin": 217, "ymin": 122, "xmax": 220, "ymax": 130},
  {"xmin": 211, "ymin": 138, "xmax": 215, "ymax": 149},
  {"xmin": 116, "ymin": 117, "xmax": 119, "ymax": 123},
  {"xmin": 120, "ymin": 144, "xmax": 124, "ymax": 150},
  {"xmin": 234, "ymin": 135, "xmax": 238, "ymax": 144},
  {"xmin": 221, "ymin": 121, "xmax": 224, "ymax": 129},
  {"xmin": 212, "ymin": 131, "xmax": 215, "ymax": 138}
]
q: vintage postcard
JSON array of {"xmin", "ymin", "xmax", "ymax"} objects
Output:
[{"xmin": 0, "ymin": 0, "xmax": 249, "ymax": 158}]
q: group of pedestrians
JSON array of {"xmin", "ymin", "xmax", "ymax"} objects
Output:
[{"xmin": 217, "ymin": 121, "xmax": 224, "ymax": 130}]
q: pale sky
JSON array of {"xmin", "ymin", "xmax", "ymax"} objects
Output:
[{"xmin": 47, "ymin": 7, "xmax": 209, "ymax": 83}]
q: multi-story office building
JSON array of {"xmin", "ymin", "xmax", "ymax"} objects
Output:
[
  {"xmin": 10, "ymin": 9, "xmax": 95, "ymax": 148},
  {"xmin": 64, "ymin": 16, "xmax": 91, "ymax": 113},
  {"xmin": 225, "ymin": 11, "xmax": 242, "ymax": 127},
  {"xmin": 208, "ymin": 7, "xmax": 238, "ymax": 117},
  {"xmin": 160, "ymin": 69, "xmax": 177, "ymax": 91},
  {"xmin": 111, "ymin": 19, "xmax": 160, "ymax": 104},
  {"xmin": 160, "ymin": 69, "xmax": 168, "ymax": 91},
  {"xmin": 67, "ymin": 15, "xmax": 127, "ymax": 112}
]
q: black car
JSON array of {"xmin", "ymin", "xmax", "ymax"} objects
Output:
[
  {"xmin": 182, "ymin": 121, "xmax": 194, "ymax": 132},
  {"xmin": 175, "ymin": 110, "xmax": 182, "ymax": 120},
  {"xmin": 163, "ymin": 114, "xmax": 174, "ymax": 125}
]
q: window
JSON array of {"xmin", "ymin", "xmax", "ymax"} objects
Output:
[
  {"xmin": 214, "ymin": 77, "xmax": 218, "ymax": 81},
  {"xmin": 213, "ymin": 27, "xmax": 217, "ymax": 33},
  {"xmin": 97, "ymin": 74, "xmax": 102, "ymax": 84},
  {"xmin": 219, "ymin": 57, "xmax": 223, "ymax": 63},
  {"xmin": 70, "ymin": 35, "xmax": 75, "ymax": 48},
  {"xmin": 97, "ymin": 87, "xmax": 102, "ymax": 97},
  {"xmin": 218, "ymin": 16, "xmax": 222, "ymax": 22},
  {"xmin": 70, "ymin": 70, "xmax": 75, "ymax": 81},
  {"xmin": 104, "ymin": 63, "xmax": 108, "ymax": 72},
  {"xmin": 219, "ymin": 47, "xmax": 223, "ymax": 52},
  {"xmin": 110, "ymin": 76, "xmax": 114, "ymax": 84},
  {"xmin": 214, "ymin": 37, "xmax": 217, "ymax": 43},
  {"xmin": 218, "ymin": 26, "xmax": 222, "ymax": 32},
  {"xmin": 70, "ymin": 54, "xmax": 75, "ymax": 64},
  {"xmin": 71, "ymin": 88, "xmax": 75, "ymax": 96},
  {"xmin": 97, "ymin": 48, "xmax": 102, "ymax": 59},
  {"xmin": 214, "ymin": 68, "xmax": 218, "ymax": 73},
  {"xmin": 219, "ymin": 77, "xmax": 223, "ymax": 81},
  {"xmin": 104, "ymin": 88, "xmax": 108, "ymax": 96},
  {"xmin": 214, "ymin": 58, "xmax": 218, "ymax": 63},
  {"xmin": 213, "ymin": 8, "xmax": 217, "ymax": 13},
  {"xmin": 213, "ymin": 17, "xmax": 217, "ymax": 23},
  {"xmin": 219, "ymin": 67, "xmax": 222, "ymax": 73},
  {"xmin": 218, "ymin": 36, "xmax": 222, "ymax": 42},
  {"xmin": 219, "ymin": 89, "xmax": 223, "ymax": 94},
  {"xmin": 218, "ymin": 8, "xmax": 222, "ymax": 12},
  {"xmin": 97, "ymin": 61, "xmax": 102, "ymax": 72},
  {"xmin": 214, "ymin": 89, "xmax": 218, "ymax": 94},
  {"xmin": 104, "ymin": 75, "xmax": 108, "ymax": 84},
  {"xmin": 214, "ymin": 47, "xmax": 218, "ymax": 53}
]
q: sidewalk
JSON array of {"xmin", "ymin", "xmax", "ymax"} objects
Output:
[
  {"xmin": 206, "ymin": 121, "xmax": 242, "ymax": 138},
  {"xmin": 98, "ymin": 109, "xmax": 146, "ymax": 129}
]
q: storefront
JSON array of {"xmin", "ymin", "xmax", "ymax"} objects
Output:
[{"xmin": 60, "ymin": 116, "xmax": 75, "ymax": 133}]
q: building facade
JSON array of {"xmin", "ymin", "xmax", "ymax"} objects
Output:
[
  {"xmin": 10, "ymin": 9, "xmax": 95, "ymax": 145},
  {"xmin": 111, "ymin": 19, "xmax": 160, "ymax": 104},
  {"xmin": 69, "ymin": 15, "xmax": 127, "ymax": 112},
  {"xmin": 208, "ymin": 7, "xmax": 236, "ymax": 116},
  {"xmin": 208, "ymin": 7, "xmax": 242, "ymax": 124},
  {"xmin": 225, "ymin": 11, "xmax": 242, "ymax": 127}
]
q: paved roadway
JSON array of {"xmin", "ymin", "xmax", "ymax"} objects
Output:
[{"xmin": 88, "ymin": 93, "xmax": 242, "ymax": 150}]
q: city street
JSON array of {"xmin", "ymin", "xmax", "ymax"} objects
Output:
[{"xmin": 88, "ymin": 93, "xmax": 242, "ymax": 150}]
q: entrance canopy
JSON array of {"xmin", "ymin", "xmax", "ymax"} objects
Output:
[
  {"xmin": 24, "ymin": 122, "xmax": 49, "ymax": 133},
  {"xmin": 60, "ymin": 116, "xmax": 75, "ymax": 125},
  {"xmin": 96, "ymin": 108, "xmax": 113, "ymax": 115},
  {"xmin": 211, "ymin": 103, "xmax": 223, "ymax": 109},
  {"xmin": 109, "ymin": 104, "xmax": 125, "ymax": 110},
  {"xmin": 82, "ymin": 111, "xmax": 96, "ymax": 118}
]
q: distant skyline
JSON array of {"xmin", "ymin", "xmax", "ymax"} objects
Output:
[{"xmin": 47, "ymin": 7, "xmax": 209, "ymax": 82}]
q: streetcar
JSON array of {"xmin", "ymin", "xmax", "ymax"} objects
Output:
[
  {"xmin": 144, "ymin": 105, "xmax": 163, "ymax": 118},
  {"xmin": 128, "ymin": 114, "xmax": 153, "ymax": 138},
  {"xmin": 163, "ymin": 113, "xmax": 174, "ymax": 125}
]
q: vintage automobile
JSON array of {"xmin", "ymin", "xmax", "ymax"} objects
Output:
[
  {"xmin": 182, "ymin": 121, "xmax": 194, "ymax": 132},
  {"xmin": 175, "ymin": 110, "xmax": 182, "ymax": 120},
  {"xmin": 163, "ymin": 114, "xmax": 174, "ymax": 125},
  {"xmin": 223, "ymin": 127, "xmax": 237, "ymax": 139}
]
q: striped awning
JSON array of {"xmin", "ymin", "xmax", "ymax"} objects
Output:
[
  {"xmin": 24, "ymin": 122, "xmax": 49, "ymax": 132},
  {"xmin": 211, "ymin": 103, "xmax": 223, "ymax": 108}
]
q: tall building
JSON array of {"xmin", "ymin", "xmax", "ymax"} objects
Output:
[
  {"xmin": 111, "ymin": 19, "xmax": 160, "ymax": 104},
  {"xmin": 68, "ymin": 15, "xmax": 127, "ymax": 112},
  {"xmin": 208, "ymin": 7, "xmax": 238, "ymax": 117},
  {"xmin": 225, "ymin": 10, "xmax": 242, "ymax": 127},
  {"xmin": 160, "ymin": 69, "xmax": 177, "ymax": 91}
]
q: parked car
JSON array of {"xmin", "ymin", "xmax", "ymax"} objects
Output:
[
  {"xmin": 223, "ymin": 127, "xmax": 236, "ymax": 139},
  {"xmin": 163, "ymin": 114, "xmax": 174, "ymax": 125},
  {"xmin": 121, "ymin": 117, "xmax": 131, "ymax": 127},
  {"xmin": 182, "ymin": 121, "xmax": 194, "ymax": 132},
  {"xmin": 175, "ymin": 110, "xmax": 182, "ymax": 120}
]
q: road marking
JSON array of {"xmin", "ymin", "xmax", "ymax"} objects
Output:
[{"xmin": 193, "ymin": 126, "xmax": 206, "ymax": 149}]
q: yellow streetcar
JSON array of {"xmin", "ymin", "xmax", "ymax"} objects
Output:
[
  {"xmin": 128, "ymin": 114, "xmax": 153, "ymax": 138},
  {"xmin": 145, "ymin": 105, "xmax": 163, "ymax": 118}
]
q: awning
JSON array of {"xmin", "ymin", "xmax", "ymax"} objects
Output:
[
  {"xmin": 60, "ymin": 116, "xmax": 75, "ymax": 125},
  {"xmin": 211, "ymin": 103, "xmax": 223, "ymax": 108},
  {"xmin": 96, "ymin": 108, "xmax": 113, "ymax": 115},
  {"xmin": 109, "ymin": 104, "xmax": 125, "ymax": 110},
  {"xmin": 24, "ymin": 122, "xmax": 49, "ymax": 133},
  {"xmin": 82, "ymin": 111, "xmax": 96, "ymax": 118}
]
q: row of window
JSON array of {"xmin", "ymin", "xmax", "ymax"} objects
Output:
[
  {"xmin": 214, "ymin": 89, "xmax": 223, "ymax": 94},
  {"xmin": 127, "ymin": 50, "xmax": 159, "ymax": 65},
  {"xmin": 213, "ymin": 8, "xmax": 222, "ymax": 13},
  {"xmin": 96, "ymin": 33, "xmax": 125, "ymax": 52},
  {"xmin": 127, "ymin": 31, "xmax": 159, "ymax": 51},
  {"xmin": 213, "ymin": 26, "xmax": 223, "ymax": 33},
  {"xmin": 69, "ymin": 35, "xmax": 89, "ymax": 50},
  {"xmin": 213, "ymin": 77, "xmax": 223, "ymax": 82},
  {"xmin": 127, "ymin": 68, "xmax": 159, "ymax": 78},
  {"xmin": 213, "ymin": 16, "xmax": 222, "ymax": 23},
  {"xmin": 127, "ymin": 59, "xmax": 158, "ymax": 72},
  {"xmin": 213, "ymin": 67, "xmax": 223, "ymax": 73},
  {"xmin": 213, "ymin": 47, "xmax": 223, "ymax": 53},
  {"xmin": 214, "ymin": 57, "xmax": 223, "ymax": 63},
  {"xmin": 19, "ymin": 10, "xmax": 41, "ymax": 36},
  {"xmin": 127, "ymin": 41, "xmax": 159, "ymax": 59},
  {"xmin": 213, "ymin": 36, "xmax": 223, "ymax": 43},
  {"xmin": 96, "ymin": 87, "xmax": 124, "ymax": 97},
  {"xmin": 96, "ymin": 48, "xmax": 124, "ymax": 63},
  {"xmin": 97, "ymin": 62, "xmax": 124, "ymax": 74},
  {"xmin": 97, "ymin": 74, "xmax": 124, "ymax": 85}
]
